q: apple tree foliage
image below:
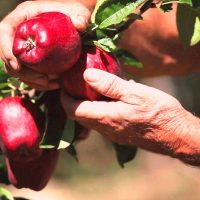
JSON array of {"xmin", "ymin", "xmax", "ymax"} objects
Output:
[{"xmin": 0, "ymin": 0, "xmax": 199, "ymax": 198}]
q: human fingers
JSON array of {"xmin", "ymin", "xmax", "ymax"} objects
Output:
[
  {"xmin": 4, "ymin": 63, "xmax": 60, "ymax": 90},
  {"xmin": 4, "ymin": 63, "xmax": 48, "ymax": 85},
  {"xmin": 0, "ymin": 1, "xmax": 91, "ymax": 72},
  {"xmin": 23, "ymin": 79, "xmax": 60, "ymax": 91},
  {"xmin": 60, "ymin": 91, "xmax": 108, "ymax": 120},
  {"xmin": 83, "ymin": 68, "xmax": 135, "ymax": 101},
  {"xmin": 0, "ymin": 24, "xmax": 21, "ymax": 71},
  {"xmin": 60, "ymin": 91, "xmax": 131, "ymax": 121},
  {"xmin": 3, "ymin": 1, "xmax": 91, "ymax": 31}
]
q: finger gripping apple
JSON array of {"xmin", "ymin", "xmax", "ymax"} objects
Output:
[
  {"xmin": 0, "ymin": 97, "xmax": 45, "ymax": 160},
  {"xmin": 61, "ymin": 45, "xmax": 122, "ymax": 101},
  {"xmin": 12, "ymin": 12, "xmax": 81, "ymax": 74}
]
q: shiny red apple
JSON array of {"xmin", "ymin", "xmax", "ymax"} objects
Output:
[
  {"xmin": 0, "ymin": 97, "xmax": 45, "ymax": 160},
  {"xmin": 13, "ymin": 12, "xmax": 81, "ymax": 74},
  {"xmin": 61, "ymin": 45, "xmax": 122, "ymax": 100},
  {"xmin": 6, "ymin": 149, "xmax": 59, "ymax": 191}
]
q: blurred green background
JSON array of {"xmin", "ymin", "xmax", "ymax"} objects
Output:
[{"xmin": 1, "ymin": 1, "xmax": 200, "ymax": 200}]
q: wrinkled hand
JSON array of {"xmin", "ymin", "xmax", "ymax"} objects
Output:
[
  {"xmin": 61, "ymin": 68, "xmax": 186, "ymax": 156},
  {"xmin": 0, "ymin": 0, "xmax": 91, "ymax": 90},
  {"xmin": 120, "ymin": 4, "xmax": 200, "ymax": 77}
]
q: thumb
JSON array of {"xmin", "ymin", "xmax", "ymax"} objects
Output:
[
  {"xmin": 67, "ymin": 3, "xmax": 91, "ymax": 32},
  {"xmin": 83, "ymin": 68, "xmax": 130, "ymax": 100}
]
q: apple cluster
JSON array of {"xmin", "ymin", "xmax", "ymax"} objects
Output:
[
  {"xmin": 0, "ymin": 12, "xmax": 121, "ymax": 191},
  {"xmin": 0, "ymin": 96, "xmax": 58, "ymax": 191}
]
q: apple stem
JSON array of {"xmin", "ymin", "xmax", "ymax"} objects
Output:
[{"xmin": 24, "ymin": 38, "xmax": 36, "ymax": 53}]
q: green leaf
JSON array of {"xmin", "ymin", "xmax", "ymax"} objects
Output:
[
  {"xmin": 179, "ymin": 0, "xmax": 193, "ymax": 6},
  {"xmin": 95, "ymin": 0, "xmax": 148, "ymax": 29},
  {"xmin": 61, "ymin": 118, "xmax": 75, "ymax": 144},
  {"xmin": 95, "ymin": 28, "xmax": 110, "ymax": 39},
  {"xmin": 116, "ymin": 49, "xmax": 143, "ymax": 68},
  {"xmin": 177, "ymin": 0, "xmax": 200, "ymax": 8},
  {"xmin": 0, "ymin": 83, "xmax": 9, "ymax": 89},
  {"xmin": 0, "ymin": 164, "xmax": 10, "ymax": 185},
  {"xmin": 94, "ymin": 37, "xmax": 118, "ymax": 52},
  {"xmin": 177, "ymin": 4, "xmax": 200, "ymax": 47},
  {"xmin": 40, "ymin": 90, "xmax": 66, "ymax": 148},
  {"xmin": 192, "ymin": 0, "xmax": 200, "ymax": 8},
  {"xmin": 162, "ymin": 0, "xmax": 200, "ymax": 8},
  {"xmin": 0, "ymin": 60, "xmax": 10, "ymax": 84},
  {"xmin": 40, "ymin": 144, "xmax": 55, "ymax": 149},
  {"xmin": 66, "ymin": 145, "xmax": 78, "ymax": 162},
  {"xmin": 7, "ymin": 77, "xmax": 21, "ymax": 89},
  {"xmin": 0, "ymin": 59, "xmax": 3, "ymax": 68},
  {"xmin": 114, "ymin": 13, "xmax": 142, "ymax": 32},
  {"xmin": 160, "ymin": 3, "xmax": 173, "ymax": 12},
  {"xmin": 113, "ymin": 143, "xmax": 138, "ymax": 167},
  {"xmin": 0, "ymin": 187, "xmax": 14, "ymax": 200},
  {"xmin": 191, "ymin": 16, "xmax": 200, "ymax": 45}
]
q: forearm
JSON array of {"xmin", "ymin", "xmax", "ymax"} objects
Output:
[
  {"xmin": 171, "ymin": 109, "xmax": 200, "ymax": 166},
  {"xmin": 113, "ymin": 98, "xmax": 200, "ymax": 166},
  {"xmin": 119, "ymin": 4, "xmax": 200, "ymax": 77},
  {"xmin": 144, "ymin": 106, "xmax": 200, "ymax": 166}
]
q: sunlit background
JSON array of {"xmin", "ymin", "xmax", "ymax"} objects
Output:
[{"xmin": 1, "ymin": 1, "xmax": 200, "ymax": 200}]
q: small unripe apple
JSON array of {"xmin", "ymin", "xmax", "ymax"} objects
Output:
[
  {"xmin": 13, "ymin": 12, "xmax": 81, "ymax": 74},
  {"xmin": 0, "ymin": 97, "xmax": 45, "ymax": 160},
  {"xmin": 61, "ymin": 45, "xmax": 122, "ymax": 100},
  {"xmin": 6, "ymin": 149, "xmax": 59, "ymax": 191}
]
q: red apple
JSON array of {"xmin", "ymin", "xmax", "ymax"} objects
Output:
[
  {"xmin": 13, "ymin": 12, "xmax": 81, "ymax": 74},
  {"xmin": 61, "ymin": 45, "xmax": 122, "ymax": 100},
  {"xmin": 0, "ymin": 97, "xmax": 45, "ymax": 160},
  {"xmin": 6, "ymin": 149, "xmax": 59, "ymax": 191}
]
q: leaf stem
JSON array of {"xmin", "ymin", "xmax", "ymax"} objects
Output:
[
  {"xmin": 81, "ymin": 24, "xmax": 98, "ymax": 39},
  {"xmin": 161, "ymin": 0, "xmax": 179, "ymax": 5}
]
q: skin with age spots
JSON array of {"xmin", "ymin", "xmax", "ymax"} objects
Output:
[{"xmin": 61, "ymin": 68, "xmax": 200, "ymax": 166}]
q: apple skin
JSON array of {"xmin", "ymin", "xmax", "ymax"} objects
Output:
[
  {"xmin": 0, "ymin": 97, "xmax": 45, "ymax": 160},
  {"xmin": 13, "ymin": 12, "xmax": 81, "ymax": 74},
  {"xmin": 61, "ymin": 45, "xmax": 122, "ymax": 101},
  {"xmin": 6, "ymin": 149, "xmax": 59, "ymax": 191}
]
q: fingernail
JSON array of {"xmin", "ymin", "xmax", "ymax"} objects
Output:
[
  {"xmin": 9, "ymin": 60, "xmax": 19, "ymax": 71},
  {"xmin": 77, "ymin": 15, "xmax": 87, "ymax": 25},
  {"xmin": 84, "ymin": 68, "xmax": 101, "ymax": 82}
]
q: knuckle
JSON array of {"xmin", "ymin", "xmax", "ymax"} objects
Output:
[{"xmin": 104, "ymin": 76, "xmax": 124, "ymax": 98}]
